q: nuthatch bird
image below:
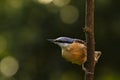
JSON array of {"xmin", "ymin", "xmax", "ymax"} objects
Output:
[
  {"xmin": 48, "ymin": 37, "xmax": 87, "ymax": 71},
  {"xmin": 48, "ymin": 37, "xmax": 101, "ymax": 74}
]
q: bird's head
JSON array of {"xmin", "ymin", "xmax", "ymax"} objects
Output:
[{"xmin": 48, "ymin": 37, "xmax": 85, "ymax": 48}]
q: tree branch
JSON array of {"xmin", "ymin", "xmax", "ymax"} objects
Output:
[
  {"xmin": 84, "ymin": 0, "xmax": 102, "ymax": 79},
  {"xmin": 84, "ymin": 0, "xmax": 95, "ymax": 80}
]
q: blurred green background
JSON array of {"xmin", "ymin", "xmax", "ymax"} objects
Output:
[{"xmin": 0, "ymin": 0, "xmax": 120, "ymax": 80}]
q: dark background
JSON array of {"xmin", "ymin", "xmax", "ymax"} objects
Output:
[{"xmin": 0, "ymin": 0, "xmax": 119, "ymax": 80}]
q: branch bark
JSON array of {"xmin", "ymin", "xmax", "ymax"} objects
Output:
[{"xmin": 84, "ymin": 0, "xmax": 95, "ymax": 80}]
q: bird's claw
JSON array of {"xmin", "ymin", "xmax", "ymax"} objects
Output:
[{"xmin": 82, "ymin": 64, "xmax": 94, "ymax": 75}]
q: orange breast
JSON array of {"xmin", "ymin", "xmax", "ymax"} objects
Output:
[{"xmin": 62, "ymin": 42, "xmax": 87, "ymax": 65}]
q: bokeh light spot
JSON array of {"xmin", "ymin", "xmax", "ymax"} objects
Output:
[
  {"xmin": 60, "ymin": 5, "xmax": 79, "ymax": 24},
  {"xmin": 0, "ymin": 56, "xmax": 19, "ymax": 77},
  {"xmin": 53, "ymin": 0, "xmax": 71, "ymax": 7},
  {"xmin": 37, "ymin": 0, "xmax": 53, "ymax": 4}
]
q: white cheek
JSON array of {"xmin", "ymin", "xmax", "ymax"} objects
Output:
[
  {"xmin": 57, "ymin": 43, "xmax": 70, "ymax": 48},
  {"xmin": 63, "ymin": 43, "xmax": 70, "ymax": 47}
]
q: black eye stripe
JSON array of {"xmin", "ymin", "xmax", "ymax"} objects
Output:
[{"xmin": 54, "ymin": 40, "xmax": 72, "ymax": 43}]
